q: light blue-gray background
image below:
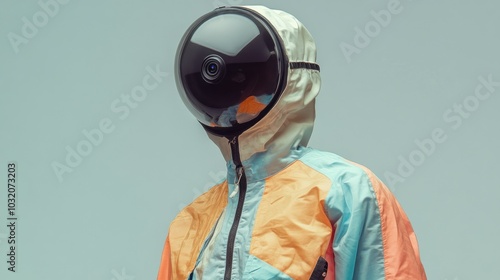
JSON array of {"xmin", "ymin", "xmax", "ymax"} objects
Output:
[{"xmin": 1, "ymin": 0, "xmax": 499, "ymax": 279}]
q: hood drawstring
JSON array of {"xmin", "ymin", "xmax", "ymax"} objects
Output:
[{"xmin": 229, "ymin": 166, "xmax": 243, "ymax": 198}]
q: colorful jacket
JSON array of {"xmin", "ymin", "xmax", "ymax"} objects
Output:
[{"xmin": 158, "ymin": 5, "xmax": 427, "ymax": 280}]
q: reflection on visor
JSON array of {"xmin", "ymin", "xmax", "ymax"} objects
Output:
[
  {"xmin": 214, "ymin": 94, "xmax": 274, "ymax": 127},
  {"xmin": 191, "ymin": 15, "xmax": 260, "ymax": 56}
]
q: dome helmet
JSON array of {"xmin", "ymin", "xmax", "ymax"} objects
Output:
[{"xmin": 175, "ymin": 6, "xmax": 319, "ymax": 137}]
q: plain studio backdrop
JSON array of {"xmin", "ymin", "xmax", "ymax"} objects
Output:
[{"xmin": 0, "ymin": 0, "xmax": 499, "ymax": 279}]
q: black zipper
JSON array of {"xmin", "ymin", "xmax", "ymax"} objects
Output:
[
  {"xmin": 224, "ymin": 136, "xmax": 247, "ymax": 280},
  {"xmin": 309, "ymin": 256, "xmax": 328, "ymax": 279}
]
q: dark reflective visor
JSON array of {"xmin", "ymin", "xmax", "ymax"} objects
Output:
[{"xmin": 175, "ymin": 7, "xmax": 288, "ymax": 135}]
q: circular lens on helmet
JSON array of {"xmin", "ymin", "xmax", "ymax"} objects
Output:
[
  {"xmin": 207, "ymin": 63, "xmax": 217, "ymax": 74},
  {"xmin": 175, "ymin": 7, "xmax": 287, "ymax": 133},
  {"xmin": 201, "ymin": 55, "xmax": 225, "ymax": 83}
]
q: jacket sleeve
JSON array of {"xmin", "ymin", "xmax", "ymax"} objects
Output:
[
  {"xmin": 157, "ymin": 234, "xmax": 173, "ymax": 280},
  {"xmin": 324, "ymin": 163, "xmax": 427, "ymax": 280}
]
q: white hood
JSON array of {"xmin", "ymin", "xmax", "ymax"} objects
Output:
[{"xmin": 207, "ymin": 5, "xmax": 321, "ymax": 174}]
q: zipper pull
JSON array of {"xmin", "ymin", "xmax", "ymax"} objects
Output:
[{"xmin": 229, "ymin": 166, "xmax": 243, "ymax": 198}]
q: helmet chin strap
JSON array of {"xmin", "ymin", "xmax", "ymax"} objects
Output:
[{"xmin": 289, "ymin": 61, "xmax": 321, "ymax": 71}]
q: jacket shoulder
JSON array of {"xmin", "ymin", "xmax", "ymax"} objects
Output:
[
  {"xmin": 298, "ymin": 148, "xmax": 375, "ymax": 183},
  {"xmin": 172, "ymin": 180, "xmax": 228, "ymax": 227}
]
